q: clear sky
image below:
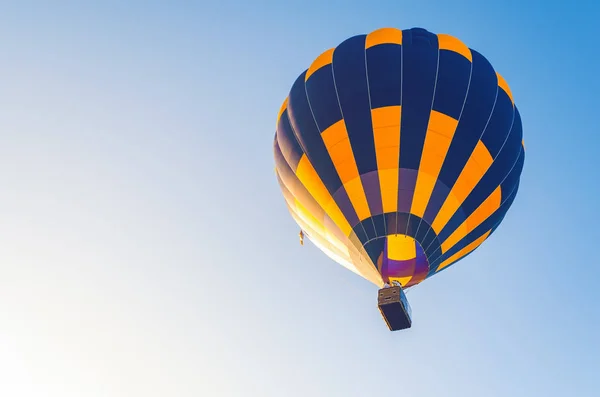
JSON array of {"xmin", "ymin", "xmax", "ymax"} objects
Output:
[{"xmin": 0, "ymin": 1, "xmax": 598, "ymax": 396}]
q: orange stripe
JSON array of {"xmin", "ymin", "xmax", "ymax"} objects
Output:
[
  {"xmin": 372, "ymin": 106, "xmax": 401, "ymax": 213},
  {"xmin": 437, "ymin": 34, "xmax": 472, "ymax": 62},
  {"xmin": 432, "ymin": 140, "xmax": 493, "ymax": 234},
  {"xmin": 496, "ymin": 72, "xmax": 514, "ymax": 105},
  {"xmin": 306, "ymin": 48, "xmax": 334, "ymax": 81},
  {"xmin": 295, "ymin": 155, "xmax": 352, "ymax": 236},
  {"xmin": 366, "ymin": 27, "xmax": 403, "ymax": 48},
  {"xmin": 322, "ymin": 120, "xmax": 371, "ymax": 221},
  {"xmin": 440, "ymin": 187, "xmax": 501, "ymax": 253},
  {"xmin": 411, "ymin": 111, "xmax": 458, "ymax": 218}
]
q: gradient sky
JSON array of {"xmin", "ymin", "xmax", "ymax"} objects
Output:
[{"xmin": 0, "ymin": 1, "xmax": 598, "ymax": 396}]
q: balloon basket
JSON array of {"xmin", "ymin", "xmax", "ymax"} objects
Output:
[{"xmin": 377, "ymin": 285, "xmax": 412, "ymax": 331}]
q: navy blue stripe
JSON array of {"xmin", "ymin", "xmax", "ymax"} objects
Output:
[
  {"xmin": 395, "ymin": 214, "xmax": 411, "ymax": 243},
  {"xmin": 352, "ymin": 218, "xmax": 377, "ymax": 244},
  {"xmin": 362, "ymin": 218, "xmax": 376, "ymax": 241},
  {"xmin": 436, "ymin": 208, "xmax": 468, "ymax": 243},
  {"xmin": 438, "ymin": 50, "xmax": 498, "ymax": 187},
  {"xmin": 332, "ymin": 34, "xmax": 378, "ymax": 175},
  {"xmin": 438, "ymin": 50, "xmax": 498, "ymax": 186},
  {"xmin": 481, "ymin": 89, "xmax": 514, "ymax": 158},
  {"xmin": 372, "ymin": 213, "xmax": 387, "ymax": 237},
  {"xmin": 364, "ymin": 237, "xmax": 386, "ymax": 266},
  {"xmin": 385, "ymin": 212, "xmax": 399, "ymax": 235},
  {"xmin": 423, "ymin": 50, "xmax": 498, "ymax": 221},
  {"xmin": 415, "ymin": 220, "xmax": 432, "ymax": 246},
  {"xmin": 352, "ymin": 222, "xmax": 368, "ymax": 245},
  {"xmin": 332, "ymin": 34, "xmax": 385, "ymax": 217},
  {"xmin": 419, "ymin": 225, "xmax": 441, "ymax": 250},
  {"xmin": 499, "ymin": 107, "xmax": 524, "ymax": 198},
  {"xmin": 500, "ymin": 148, "xmax": 524, "ymax": 200},
  {"xmin": 444, "ymin": 107, "xmax": 523, "ymax": 238},
  {"xmin": 399, "ymin": 28, "xmax": 439, "ymax": 171},
  {"xmin": 287, "ymin": 72, "xmax": 344, "ymax": 194},
  {"xmin": 332, "ymin": 188, "xmax": 361, "ymax": 228},
  {"xmin": 432, "ymin": 49, "xmax": 471, "ymax": 119},
  {"xmin": 423, "ymin": 235, "xmax": 442, "ymax": 260},
  {"xmin": 305, "ymin": 65, "xmax": 343, "ymax": 132},
  {"xmin": 419, "ymin": 224, "xmax": 437, "ymax": 251},
  {"xmin": 365, "ymin": 43, "xmax": 402, "ymax": 108},
  {"xmin": 423, "ymin": 179, "xmax": 451, "ymax": 224},
  {"xmin": 286, "ymin": 71, "xmax": 361, "ymax": 227},
  {"xmin": 276, "ymin": 110, "xmax": 303, "ymax": 171},
  {"xmin": 404, "ymin": 213, "xmax": 421, "ymax": 238}
]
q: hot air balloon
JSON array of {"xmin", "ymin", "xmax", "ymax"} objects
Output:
[{"xmin": 273, "ymin": 27, "xmax": 524, "ymax": 331}]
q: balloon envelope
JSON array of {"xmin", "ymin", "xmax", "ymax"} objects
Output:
[{"xmin": 273, "ymin": 27, "xmax": 524, "ymax": 288}]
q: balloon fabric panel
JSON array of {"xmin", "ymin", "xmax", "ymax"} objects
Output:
[{"xmin": 273, "ymin": 27, "xmax": 525, "ymax": 288}]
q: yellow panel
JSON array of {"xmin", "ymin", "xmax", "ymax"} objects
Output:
[
  {"xmin": 453, "ymin": 164, "xmax": 485, "ymax": 203},
  {"xmin": 440, "ymin": 222, "xmax": 469, "ymax": 253},
  {"xmin": 327, "ymin": 138, "xmax": 357, "ymax": 183},
  {"xmin": 437, "ymin": 34, "xmax": 472, "ymax": 62},
  {"xmin": 375, "ymin": 146, "xmax": 400, "ymax": 170},
  {"xmin": 372, "ymin": 106, "xmax": 401, "ymax": 172},
  {"xmin": 344, "ymin": 176, "xmax": 371, "ymax": 221},
  {"xmin": 428, "ymin": 110, "xmax": 459, "ymax": 138},
  {"xmin": 440, "ymin": 187, "xmax": 501, "ymax": 253},
  {"xmin": 277, "ymin": 97, "xmax": 288, "ymax": 125},
  {"xmin": 323, "ymin": 120, "xmax": 358, "ymax": 183},
  {"xmin": 453, "ymin": 141, "xmax": 492, "ymax": 203},
  {"xmin": 321, "ymin": 118, "xmax": 348, "ymax": 148},
  {"xmin": 321, "ymin": 120, "xmax": 371, "ymax": 221},
  {"xmin": 306, "ymin": 48, "xmax": 334, "ymax": 81},
  {"xmin": 372, "ymin": 106, "xmax": 401, "ymax": 146},
  {"xmin": 379, "ymin": 168, "xmax": 399, "ymax": 213},
  {"xmin": 496, "ymin": 72, "xmax": 514, "ymax": 105},
  {"xmin": 372, "ymin": 106, "xmax": 401, "ymax": 213},
  {"xmin": 432, "ymin": 140, "xmax": 493, "ymax": 233},
  {"xmin": 419, "ymin": 152, "xmax": 446, "ymax": 176},
  {"xmin": 296, "ymin": 155, "xmax": 352, "ymax": 236},
  {"xmin": 366, "ymin": 27, "xmax": 403, "ymax": 49},
  {"xmin": 372, "ymin": 106, "xmax": 401, "ymax": 129},
  {"xmin": 437, "ymin": 230, "xmax": 491, "ymax": 271},
  {"xmin": 466, "ymin": 186, "xmax": 501, "ymax": 231},
  {"xmin": 471, "ymin": 140, "xmax": 494, "ymax": 168},
  {"xmin": 374, "ymin": 125, "xmax": 401, "ymax": 149},
  {"xmin": 432, "ymin": 192, "xmax": 461, "ymax": 234},
  {"xmin": 522, "ymin": 139, "xmax": 525, "ymax": 151},
  {"xmin": 387, "ymin": 234, "xmax": 416, "ymax": 261},
  {"xmin": 411, "ymin": 111, "xmax": 458, "ymax": 218},
  {"xmin": 411, "ymin": 172, "xmax": 438, "ymax": 218}
]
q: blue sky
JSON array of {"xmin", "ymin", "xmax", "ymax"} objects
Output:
[{"xmin": 0, "ymin": 1, "xmax": 598, "ymax": 396}]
